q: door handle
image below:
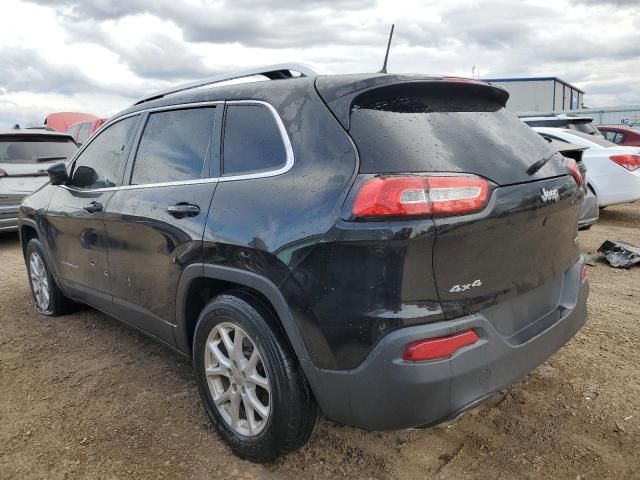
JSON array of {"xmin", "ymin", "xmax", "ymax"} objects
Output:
[
  {"xmin": 167, "ymin": 203, "xmax": 200, "ymax": 218},
  {"xmin": 83, "ymin": 201, "xmax": 103, "ymax": 213}
]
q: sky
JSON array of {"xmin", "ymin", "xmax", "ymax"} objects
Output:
[{"xmin": 0, "ymin": 0, "xmax": 638, "ymax": 128}]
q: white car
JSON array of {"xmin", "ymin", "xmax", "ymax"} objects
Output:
[{"xmin": 533, "ymin": 127, "xmax": 640, "ymax": 207}]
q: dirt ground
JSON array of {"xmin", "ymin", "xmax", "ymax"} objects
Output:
[{"xmin": 1, "ymin": 205, "xmax": 639, "ymax": 480}]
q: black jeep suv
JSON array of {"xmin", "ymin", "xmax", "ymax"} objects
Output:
[{"xmin": 19, "ymin": 65, "xmax": 588, "ymax": 462}]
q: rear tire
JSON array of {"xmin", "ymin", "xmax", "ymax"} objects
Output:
[
  {"xmin": 193, "ymin": 293, "xmax": 319, "ymax": 462},
  {"xmin": 25, "ymin": 238, "xmax": 72, "ymax": 316}
]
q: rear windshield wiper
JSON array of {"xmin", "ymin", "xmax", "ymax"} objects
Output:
[
  {"xmin": 527, "ymin": 152, "xmax": 556, "ymax": 176},
  {"xmin": 36, "ymin": 156, "xmax": 67, "ymax": 162}
]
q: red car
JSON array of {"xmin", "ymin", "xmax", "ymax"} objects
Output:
[
  {"xmin": 597, "ymin": 125, "xmax": 640, "ymax": 147},
  {"xmin": 65, "ymin": 118, "xmax": 107, "ymax": 145},
  {"xmin": 44, "ymin": 112, "xmax": 97, "ymax": 133}
]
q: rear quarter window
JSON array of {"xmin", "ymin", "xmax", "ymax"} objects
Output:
[{"xmin": 222, "ymin": 104, "xmax": 287, "ymax": 176}]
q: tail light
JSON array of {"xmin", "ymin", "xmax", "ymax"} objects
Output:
[
  {"xmin": 352, "ymin": 175, "xmax": 490, "ymax": 219},
  {"xmin": 0, "ymin": 168, "xmax": 6, "ymax": 177},
  {"xmin": 581, "ymin": 264, "xmax": 588, "ymax": 280},
  {"xmin": 402, "ymin": 329, "xmax": 479, "ymax": 362},
  {"xmin": 610, "ymin": 154, "xmax": 640, "ymax": 172},
  {"xmin": 566, "ymin": 158, "xmax": 583, "ymax": 186}
]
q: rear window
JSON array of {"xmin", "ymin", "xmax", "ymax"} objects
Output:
[
  {"xmin": 566, "ymin": 121, "xmax": 599, "ymax": 135},
  {"xmin": 222, "ymin": 104, "xmax": 287, "ymax": 176},
  {"xmin": 562, "ymin": 129, "xmax": 617, "ymax": 147},
  {"xmin": 349, "ymin": 84, "xmax": 561, "ymax": 185},
  {"xmin": 0, "ymin": 136, "xmax": 78, "ymax": 164}
]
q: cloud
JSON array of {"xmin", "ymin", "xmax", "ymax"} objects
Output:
[
  {"xmin": 65, "ymin": 21, "xmax": 219, "ymax": 80},
  {"xmin": 0, "ymin": 98, "xmax": 48, "ymax": 128},
  {"xmin": 28, "ymin": 0, "xmax": 382, "ymax": 49},
  {"xmin": 1, "ymin": 0, "xmax": 637, "ymax": 130},
  {"xmin": 0, "ymin": 46, "xmax": 100, "ymax": 95},
  {"xmin": 570, "ymin": 0, "xmax": 638, "ymax": 5}
]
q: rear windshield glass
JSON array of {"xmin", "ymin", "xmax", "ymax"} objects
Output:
[
  {"xmin": 562, "ymin": 129, "xmax": 617, "ymax": 147},
  {"xmin": 0, "ymin": 136, "xmax": 78, "ymax": 164},
  {"xmin": 567, "ymin": 121, "xmax": 599, "ymax": 135},
  {"xmin": 349, "ymin": 84, "xmax": 561, "ymax": 184}
]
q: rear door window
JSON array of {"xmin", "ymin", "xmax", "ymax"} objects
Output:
[
  {"xmin": 130, "ymin": 107, "xmax": 216, "ymax": 185},
  {"xmin": 69, "ymin": 116, "xmax": 139, "ymax": 189},
  {"xmin": 222, "ymin": 104, "xmax": 287, "ymax": 176}
]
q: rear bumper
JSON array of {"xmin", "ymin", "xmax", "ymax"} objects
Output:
[
  {"xmin": 592, "ymin": 170, "xmax": 640, "ymax": 207},
  {"xmin": 0, "ymin": 204, "xmax": 20, "ymax": 232},
  {"xmin": 303, "ymin": 259, "xmax": 588, "ymax": 430}
]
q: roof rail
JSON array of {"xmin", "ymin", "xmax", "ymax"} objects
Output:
[{"xmin": 134, "ymin": 63, "xmax": 319, "ymax": 105}]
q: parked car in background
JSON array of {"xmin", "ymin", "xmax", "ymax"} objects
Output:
[
  {"xmin": 66, "ymin": 118, "xmax": 107, "ymax": 145},
  {"xmin": 0, "ymin": 128, "xmax": 77, "ymax": 232},
  {"xmin": 597, "ymin": 125, "xmax": 640, "ymax": 147},
  {"xmin": 521, "ymin": 114, "xmax": 603, "ymax": 137},
  {"xmin": 19, "ymin": 64, "xmax": 588, "ymax": 462},
  {"xmin": 44, "ymin": 112, "xmax": 98, "ymax": 133},
  {"xmin": 533, "ymin": 127, "xmax": 640, "ymax": 208},
  {"xmin": 541, "ymin": 137, "xmax": 599, "ymax": 229}
]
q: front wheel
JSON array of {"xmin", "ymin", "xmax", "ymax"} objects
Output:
[{"xmin": 193, "ymin": 293, "xmax": 319, "ymax": 462}]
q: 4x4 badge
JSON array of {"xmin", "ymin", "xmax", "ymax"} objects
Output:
[
  {"xmin": 449, "ymin": 279, "xmax": 482, "ymax": 293},
  {"xmin": 541, "ymin": 188, "xmax": 560, "ymax": 203}
]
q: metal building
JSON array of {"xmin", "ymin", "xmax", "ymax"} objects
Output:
[{"xmin": 483, "ymin": 77, "xmax": 584, "ymax": 113}]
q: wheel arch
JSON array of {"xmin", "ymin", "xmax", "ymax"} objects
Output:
[
  {"xmin": 19, "ymin": 218, "xmax": 69, "ymax": 302},
  {"xmin": 19, "ymin": 220, "xmax": 40, "ymax": 258},
  {"xmin": 175, "ymin": 264, "xmax": 311, "ymax": 364}
]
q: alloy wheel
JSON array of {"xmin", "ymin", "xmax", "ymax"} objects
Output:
[
  {"xmin": 204, "ymin": 322, "xmax": 271, "ymax": 437},
  {"xmin": 29, "ymin": 252, "xmax": 50, "ymax": 311}
]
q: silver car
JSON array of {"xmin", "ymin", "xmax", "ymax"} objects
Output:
[{"xmin": 0, "ymin": 128, "xmax": 77, "ymax": 232}]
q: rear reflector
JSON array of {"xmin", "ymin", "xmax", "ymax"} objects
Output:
[
  {"xmin": 352, "ymin": 175, "xmax": 490, "ymax": 219},
  {"xmin": 566, "ymin": 158, "xmax": 583, "ymax": 186},
  {"xmin": 403, "ymin": 330, "xmax": 479, "ymax": 362},
  {"xmin": 610, "ymin": 154, "xmax": 640, "ymax": 172}
]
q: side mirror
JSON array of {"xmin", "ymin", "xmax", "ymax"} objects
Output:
[
  {"xmin": 72, "ymin": 165, "xmax": 99, "ymax": 188},
  {"xmin": 47, "ymin": 162, "xmax": 68, "ymax": 185}
]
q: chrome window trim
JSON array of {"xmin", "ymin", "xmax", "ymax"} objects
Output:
[
  {"xmin": 62, "ymin": 100, "xmax": 294, "ymax": 193},
  {"xmin": 220, "ymin": 100, "xmax": 294, "ymax": 181}
]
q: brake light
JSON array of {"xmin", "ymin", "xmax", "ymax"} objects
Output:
[
  {"xmin": 402, "ymin": 330, "xmax": 479, "ymax": 362},
  {"xmin": 566, "ymin": 158, "xmax": 583, "ymax": 186},
  {"xmin": 610, "ymin": 154, "xmax": 640, "ymax": 172},
  {"xmin": 0, "ymin": 168, "xmax": 6, "ymax": 177},
  {"xmin": 352, "ymin": 175, "xmax": 490, "ymax": 219}
]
